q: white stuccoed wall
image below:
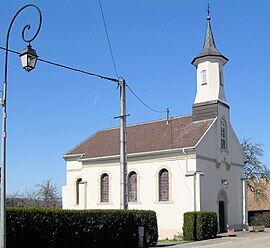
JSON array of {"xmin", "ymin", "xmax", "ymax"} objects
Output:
[
  {"xmin": 62, "ymin": 151, "xmax": 198, "ymax": 239},
  {"xmin": 196, "ymin": 116, "xmax": 245, "ymax": 230},
  {"xmin": 195, "ymin": 58, "xmax": 227, "ymax": 104},
  {"xmin": 62, "ymin": 111, "xmax": 244, "ymax": 238}
]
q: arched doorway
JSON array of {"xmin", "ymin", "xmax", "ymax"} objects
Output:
[{"xmin": 217, "ymin": 189, "xmax": 228, "ymax": 233}]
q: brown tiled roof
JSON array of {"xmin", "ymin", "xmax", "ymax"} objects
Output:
[
  {"xmin": 64, "ymin": 115, "xmax": 215, "ymax": 160},
  {"xmin": 248, "ymin": 180, "xmax": 270, "ymax": 211}
]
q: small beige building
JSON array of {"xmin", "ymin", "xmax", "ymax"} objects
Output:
[{"xmin": 62, "ymin": 15, "xmax": 246, "ymax": 239}]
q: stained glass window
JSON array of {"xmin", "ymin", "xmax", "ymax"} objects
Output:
[
  {"xmin": 159, "ymin": 169, "xmax": 169, "ymax": 201},
  {"xmin": 128, "ymin": 172, "xmax": 137, "ymax": 202},
  {"xmin": 101, "ymin": 173, "xmax": 109, "ymax": 202},
  {"xmin": 221, "ymin": 119, "xmax": 227, "ymax": 149}
]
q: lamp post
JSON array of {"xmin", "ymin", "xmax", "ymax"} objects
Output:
[{"xmin": 0, "ymin": 5, "xmax": 42, "ymax": 248}]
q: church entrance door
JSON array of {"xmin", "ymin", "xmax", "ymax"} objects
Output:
[{"xmin": 218, "ymin": 200, "xmax": 225, "ymax": 232}]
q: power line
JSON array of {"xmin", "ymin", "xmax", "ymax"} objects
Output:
[
  {"xmin": 0, "ymin": 46, "xmax": 118, "ymax": 83},
  {"xmin": 38, "ymin": 57, "xmax": 118, "ymax": 83},
  {"xmin": 98, "ymin": 0, "xmax": 119, "ymax": 79},
  {"xmin": 126, "ymin": 83, "xmax": 168, "ymax": 114},
  {"xmin": 0, "ymin": 46, "xmax": 170, "ymax": 118}
]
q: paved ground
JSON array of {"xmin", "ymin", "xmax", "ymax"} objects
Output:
[{"xmin": 152, "ymin": 228, "xmax": 270, "ymax": 248}]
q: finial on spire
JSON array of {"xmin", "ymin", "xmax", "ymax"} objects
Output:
[{"xmin": 207, "ymin": 3, "xmax": 211, "ymax": 20}]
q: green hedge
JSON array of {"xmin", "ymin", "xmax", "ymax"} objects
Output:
[
  {"xmin": 7, "ymin": 208, "xmax": 158, "ymax": 248},
  {"xmin": 132, "ymin": 210, "xmax": 158, "ymax": 245},
  {"xmin": 183, "ymin": 211, "xmax": 217, "ymax": 241},
  {"xmin": 250, "ymin": 215, "xmax": 270, "ymax": 227}
]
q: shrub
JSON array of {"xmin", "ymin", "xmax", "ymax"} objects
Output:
[
  {"xmin": 132, "ymin": 210, "xmax": 158, "ymax": 246},
  {"xmin": 7, "ymin": 208, "xmax": 158, "ymax": 248},
  {"xmin": 183, "ymin": 211, "xmax": 217, "ymax": 241},
  {"xmin": 250, "ymin": 215, "xmax": 270, "ymax": 227},
  {"xmin": 182, "ymin": 212, "xmax": 196, "ymax": 241}
]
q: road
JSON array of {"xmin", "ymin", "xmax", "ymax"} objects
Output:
[
  {"xmin": 153, "ymin": 229, "xmax": 270, "ymax": 248},
  {"xmin": 172, "ymin": 236, "xmax": 270, "ymax": 248}
]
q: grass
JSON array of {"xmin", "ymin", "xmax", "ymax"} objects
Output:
[
  {"xmin": 158, "ymin": 239, "xmax": 183, "ymax": 243},
  {"xmin": 158, "ymin": 236, "xmax": 184, "ymax": 243}
]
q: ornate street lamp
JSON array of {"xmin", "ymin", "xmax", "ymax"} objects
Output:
[
  {"xmin": 0, "ymin": 5, "xmax": 42, "ymax": 248},
  {"xmin": 20, "ymin": 44, "xmax": 38, "ymax": 72}
]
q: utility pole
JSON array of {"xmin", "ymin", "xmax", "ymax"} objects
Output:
[{"xmin": 119, "ymin": 78, "xmax": 128, "ymax": 210}]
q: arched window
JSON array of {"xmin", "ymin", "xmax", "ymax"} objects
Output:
[
  {"xmin": 76, "ymin": 178, "xmax": 82, "ymax": 205},
  {"xmin": 128, "ymin": 172, "xmax": 137, "ymax": 202},
  {"xmin": 219, "ymin": 71, "xmax": 223, "ymax": 86},
  {"xmin": 101, "ymin": 173, "xmax": 109, "ymax": 202},
  {"xmin": 221, "ymin": 119, "xmax": 227, "ymax": 149},
  {"xmin": 159, "ymin": 169, "xmax": 169, "ymax": 201},
  {"xmin": 201, "ymin": 70, "xmax": 207, "ymax": 85}
]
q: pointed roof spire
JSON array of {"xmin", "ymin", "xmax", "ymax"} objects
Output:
[{"xmin": 192, "ymin": 10, "xmax": 228, "ymax": 66}]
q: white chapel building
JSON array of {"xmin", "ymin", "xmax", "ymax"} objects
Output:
[{"xmin": 62, "ymin": 16, "xmax": 246, "ymax": 239}]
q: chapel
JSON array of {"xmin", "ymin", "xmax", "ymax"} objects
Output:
[{"xmin": 62, "ymin": 15, "xmax": 246, "ymax": 239}]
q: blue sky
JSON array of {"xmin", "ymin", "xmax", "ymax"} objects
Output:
[{"xmin": 0, "ymin": 0, "xmax": 269, "ymax": 194}]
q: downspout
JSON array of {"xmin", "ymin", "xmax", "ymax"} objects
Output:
[
  {"xmin": 196, "ymin": 172, "xmax": 204, "ymax": 212},
  {"xmin": 183, "ymin": 148, "xmax": 195, "ymax": 210},
  {"xmin": 194, "ymin": 173, "xmax": 197, "ymax": 211},
  {"xmin": 192, "ymin": 172, "xmax": 204, "ymax": 212},
  {"xmin": 241, "ymin": 178, "xmax": 248, "ymax": 230},
  {"xmin": 182, "ymin": 148, "xmax": 188, "ymax": 173},
  {"xmin": 183, "ymin": 148, "xmax": 204, "ymax": 212}
]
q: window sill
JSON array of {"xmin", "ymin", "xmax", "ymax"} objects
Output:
[
  {"xmin": 155, "ymin": 201, "xmax": 174, "ymax": 204},
  {"xmin": 97, "ymin": 202, "xmax": 113, "ymax": 205}
]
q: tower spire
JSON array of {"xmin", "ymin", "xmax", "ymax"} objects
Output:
[
  {"xmin": 191, "ymin": 10, "xmax": 228, "ymax": 66},
  {"xmin": 191, "ymin": 9, "xmax": 230, "ymax": 121}
]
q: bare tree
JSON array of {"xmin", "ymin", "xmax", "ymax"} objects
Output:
[
  {"xmin": 35, "ymin": 178, "xmax": 61, "ymax": 208},
  {"xmin": 242, "ymin": 138, "xmax": 270, "ymax": 199},
  {"xmin": 7, "ymin": 178, "xmax": 61, "ymax": 209}
]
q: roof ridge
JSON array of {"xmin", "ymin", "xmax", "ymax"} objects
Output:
[
  {"xmin": 127, "ymin": 114, "xmax": 192, "ymax": 128},
  {"xmin": 96, "ymin": 114, "xmax": 192, "ymax": 132}
]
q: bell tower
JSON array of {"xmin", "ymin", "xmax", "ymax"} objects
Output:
[{"xmin": 192, "ymin": 15, "xmax": 229, "ymax": 122}]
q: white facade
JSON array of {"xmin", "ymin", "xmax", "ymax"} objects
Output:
[
  {"xmin": 62, "ymin": 120, "xmax": 244, "ymax": 239},
  {"xmin": 194, "ymin": 57, "xmax": 227, "ymax": 104},
  {"xmin": 62, "ymin": 16, "xmax": 245, "ymax": 239}
]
